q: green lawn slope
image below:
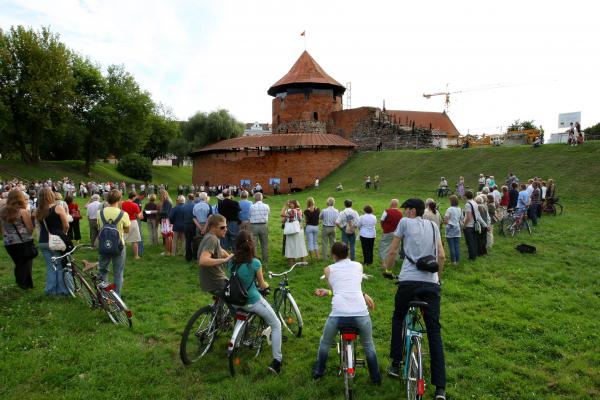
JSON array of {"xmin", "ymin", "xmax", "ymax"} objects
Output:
[
  {"xmin": 0, "ymin": 160, "xmax": 191, "ymax": 185},
  {"xmin": 1, "ymin": 143, "xmax": 599, "ymax": 400}
]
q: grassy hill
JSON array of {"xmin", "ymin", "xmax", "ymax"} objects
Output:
[
  {"xmin": 1, "ymin": 143, "xmax": 599, "ymax": 400},
  {"xmin": 0, "ymin": 160, "xmax": 192, "ymax": 185}
]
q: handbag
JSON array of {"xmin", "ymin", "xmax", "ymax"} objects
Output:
[
  {"xmin": 283, "ymin": 211, "xmax": 301, "ymax": 235},
  {"xmin": 469, "ymin": 202, "xmax": 482, "ymax": 234},
  {"xmin": 223, "ymin": 260, "xmax": 253, "ymax": 306},
  {"xmin": 405, "ymin": 221, "xmax": 439, "ymax": 273},
  {"xmin": 70, "ymin": 208, "xmax": 81, "ymax": 220},
  {"xmin": 43, "ymin": 220, "xmax": 67, "ymax": 251},
  {"xmin": 13, "ymin": 223, "xmax": 38, "ymax": 260}
]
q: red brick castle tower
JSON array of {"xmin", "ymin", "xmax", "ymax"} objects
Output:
[{"xmin": 268, "ymin": 51, "xmax": 346, "ymax": 134}]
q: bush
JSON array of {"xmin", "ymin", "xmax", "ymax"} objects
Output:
[{"xmin": 117, "ymin": 153, "xmax": 152, "ymax": 182}]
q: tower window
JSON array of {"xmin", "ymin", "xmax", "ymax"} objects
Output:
[{"xmin": 313, "ymin": 112, "xmax": 318, "ymax": 121}]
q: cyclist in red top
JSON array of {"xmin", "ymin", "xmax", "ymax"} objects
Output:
[{"xmin": 121, "ymin": 192, "xmax": 142, "ymax": 260}]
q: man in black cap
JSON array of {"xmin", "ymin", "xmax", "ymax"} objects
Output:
[{"xmin": 383, "ymin": 198, "xmax": 447, "ymax": 400}]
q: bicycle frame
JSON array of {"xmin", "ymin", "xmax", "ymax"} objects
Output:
[{"xmin": 403, "ymin": 307, "xmax": 425, "ymax": 378}]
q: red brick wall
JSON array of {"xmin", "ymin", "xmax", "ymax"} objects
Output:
[
  {"xmin": 272, "ymin": 92, "xmax": 343, "ymax": 133},
  {"xmin": 192, "ymin": 148, "xmax": 353, "ymax": 193},
  {"xmin": 331, "ymin": 107, "xmax": 376, "ymax": 139}
]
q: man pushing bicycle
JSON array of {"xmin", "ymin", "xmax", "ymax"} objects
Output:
[{"xmin": 383, "ymin": 198, "xmax": 447, "ymax": 400}]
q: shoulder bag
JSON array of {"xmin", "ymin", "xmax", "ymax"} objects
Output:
[
  {"xmin": 469, "ymin": 202, "xmax": 482, "ymax": 234},
  {"xmin": 283, "ymin": 210, "xmax": 301, "ymax": 235},
  {"xmin": 43, "ymin": 219, "xmax": 67, "ymax": 251},
  {"xmin": 223, "ymin": 260, "xmax": 254, "ymax": 306},
  {"xmin": 405, "ymin": 221, "xmax": 439, "ymax": 273}
]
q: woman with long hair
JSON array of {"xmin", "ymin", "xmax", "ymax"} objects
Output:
[
  {"xmin": 159, "ymin": 189, "xmax": 173, "ymax": 256},
  {"xmin": 304, "ymin": 197, "xmax": 320, "ymax": 260},
  {"xmin": 35, "ymin": 187, "xmax": 70, "ymax": 296},
  {"xmin": 423, "ymin": 198, "xmax": 443, "ymax": 229},
  {"xmin": 227, "ymin": 231, "xmax": 283, "ymax": 374},
  {"xmin": 282, "ymin": 199, "xmax": 308, "ymax": 266},
  {"xmin": 0, "ymin": 190, "xmax": 36, "ymax": 288}
]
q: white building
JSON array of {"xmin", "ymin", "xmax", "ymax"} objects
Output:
[{"xmin": 243, "ymin": 122, "xmax": 271, "ymax": 136}]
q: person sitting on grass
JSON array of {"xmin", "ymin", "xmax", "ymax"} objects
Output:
[{"xmin": 313, "ymin": 242, "xmax": 381, "ymax": 384}]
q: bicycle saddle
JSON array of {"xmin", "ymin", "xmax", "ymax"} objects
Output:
[{"xmin": 409, "ymin": 300, "xmax": 429, "ymax": 309}]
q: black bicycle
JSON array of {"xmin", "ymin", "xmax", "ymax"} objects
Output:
[
  {"xmin": 53, "ymin": 245, "xmax": 133, "ymax": 327},
  {"xmin": 180, "ymin": 294, "xmax": 233, "ymax": 365},
  {"xmin": 543, "ymin": 197, "xmax": 563, "ymax": 216}
]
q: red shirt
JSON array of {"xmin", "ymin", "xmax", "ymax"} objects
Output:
[
  {"xmin": 500, "ymin": 193, "xmax": 509, "ymax": 207},
  {"xmin": 382, "ymin": 208, "xmax": 403, "ymax": 234},
  {"xmin": 121, "ymin": 201, "xmax": 140, "ymax": 221}
]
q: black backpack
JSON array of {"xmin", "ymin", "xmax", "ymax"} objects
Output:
[
  {"xmin": 98, "ymin": 209, "xmax": 125, "ymax": 256},
  {"xmin": 223, "ymin": 260, "xmax": 253, "ymax": 306}
]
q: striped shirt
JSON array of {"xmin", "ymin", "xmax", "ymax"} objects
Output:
[
  {"xmin": 320, "ymin": 206, "xmax": 339, "ymax": 227},
  {"xmin": 249, "ymin": 201, "xmax": 270, "ymax": 223}
]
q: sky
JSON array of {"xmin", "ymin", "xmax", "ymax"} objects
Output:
[{"xmin": 2, "ymin": 0, "xmax": 599, "ymax": 135}]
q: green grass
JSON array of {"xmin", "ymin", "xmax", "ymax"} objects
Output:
[
  {"xmin": 0, "ymin": 160, "xmax": 191, "ymax": 185},
  {"xmin": 1, "ymin": 143, "xmax": 599, "ymax": 399}
]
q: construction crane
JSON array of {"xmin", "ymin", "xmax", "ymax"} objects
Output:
[{"xmin": 423, "ymin": 84, "xmax": 461, "ymax": 113}]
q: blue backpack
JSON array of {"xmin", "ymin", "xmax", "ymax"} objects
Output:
[{"xmin": 98, "ymin": 209, "xmax": 125, "ymax": 256}]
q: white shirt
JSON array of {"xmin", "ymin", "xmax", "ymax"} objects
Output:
[
  {"xmin": 336, "ymin": 208, "xmax": 360, "ymax": 230},
  {"xmin": 328, "ymin": 259, "xmax": 368, "ymax": 317},
  {"xmin": 86, "ymin": 200, "xmax": 102, "ymax": 220},
  {"xmin": 249, "ymin": 201, "xmax": 270, "ymax": 223},
  {"xmin": 492, "ymin": 189, "xmax": 501, "ymax": 204},
  {"xmin": 357, "ymin": 214, "xmax": 377, "ymax": 238}
]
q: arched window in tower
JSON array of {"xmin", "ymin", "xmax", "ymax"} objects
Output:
[{"xmin": 313, "ymin": 112, "xmax": 318, "ymax": 121}]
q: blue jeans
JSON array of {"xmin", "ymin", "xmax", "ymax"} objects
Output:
[
  {"xmin": 305, "ymin": 225, "xmax": 319, "ymax": 251},
  {"xmin": 98, "ymin": 246, "xmax": 126, "ymax": 296},
  {"xmin": 40, "ymin": 243, "xmax": 69, "ymax": 296},
  {"xmin": 446, "ymin": 236, "xmax": 460, "ymax": 263},
  {"xmin": 340, "ymin": 230, "xmax": 356, "ymax": 260},
  {"xmin": 241, "ymin": 296, "xmax": 282, "ymax": 362},
  {"xmin": 313, "ymin": 315, "xmax": 381, "ymax": 384},
  {"xmin": 137, "ymin": 237, "xmax": 144, "ymax": 256}
]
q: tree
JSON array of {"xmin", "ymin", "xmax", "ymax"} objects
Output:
[
  {"xmin": 584, "ymin": 122, "xmax": 600, "ymax": 136},
  {"xmin": 168, "ymin": 137, "xmax": 191, "ymax": 167},
  {"xmin": 141, "ymin": 106, "xmax": 180, "ymax": 162},
  {"xmin": 507, "ymin": 119, "xmax": 538, "ymax": 132},
  {"xmin": 117, "ymin": 153, "xmax": 152, "ymax": 181},
  {"xmin": 183, "ymin": 109, "xmax": 244, "ymax": 148},
  {"xmin": 0, "ymin": 26, "xmax": 74, "ymax": 162}
]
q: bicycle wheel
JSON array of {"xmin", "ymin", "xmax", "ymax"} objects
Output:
[
  {"xmin": 63, "ymin": 268, "xmax": 80, "ymax": 298},
  {"xmin": 406, "ymin": 337, "xmax": 424, "ymax": 400},
  {"xmin": 499, "ymin": 216, "xmax": 512, "ymax": 237},
  {"xmin": 343, "ymin": 340, "xmax": 354, "ymax": 400},
  {"xmin": 180, "ymin": 305, "xmax": 218, "ymax": 365},
  {"xmin": 274, "ymin": 289, "xmax": 303, "ymax": 337},
  {"xmin": 556, "ymin": 203, "xmax": 563, "ymax": 215},
  {"xmin": 228, "ymin": 315, "xmax": 266, "ymax": 377},
  {"xmin": 99, "ymin": 289, "xmax": 133, "ymax": 328},
  {"xmin": 525, "ymin": 219, "xmax": 532, "ymax": 235},
  {"xmin": 74, "ymin": 270, "xmax": 96, "ymax": 307}
]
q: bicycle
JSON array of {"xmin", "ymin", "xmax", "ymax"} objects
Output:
[
  {"xmin": 268, "ymin": 261, "xmax": 306, "ymax": 337},
  {"xmin": 384, "ymin": 273, "xmax": 428, "ymax": 400},
  {"xmin": 435, "ymin": 187, "xmax": 453, "ymax": 197},
  {"xmin": 180, "ymin": 294, "xmax": 233, "ymax": 365},
  {"xmin": 52, "ymin": 245, "xmax": 133, "ymax": 328},
  {"xmin": 499, "ymin": 208, "xmax": 531, "ymax": 237},
  {"xmin": 543, "ymin": 197, "xmax": 563, "ymax": 216},
  {"xmin": 338, "ymin": 326, "xmax": 366, "ymax": 400},
  {"xmin": 227, "ymin": 289, "xmax": 271, "ymax": 377}
]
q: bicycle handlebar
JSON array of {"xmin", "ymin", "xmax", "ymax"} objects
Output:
[
  {"xmin": 268, "ymin": 262, "xmax": 308, "ymax": 278},
  {"xmin": 50, "ymin": 244, "xmax": 94, "ymax": 264}
]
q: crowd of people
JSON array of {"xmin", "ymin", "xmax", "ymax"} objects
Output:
[{"xmin": 0, "ymin": 172, "xmax": 559, "ymax": 400}]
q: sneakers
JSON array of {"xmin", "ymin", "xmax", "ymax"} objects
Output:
[
  {"xmin": 435, "ymin": 387, "xmax": 446, "ymax": 400},
  {"xmin": 268, "ymin": 359, "xmax": 282, "ymax": 375},
  {"xmin": 387, "ymin": 361, "xmax": 400, "ymax": 378}
]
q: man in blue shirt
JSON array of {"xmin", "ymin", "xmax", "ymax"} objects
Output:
[
  {"xmin": 516, "ymin": 183, "xmax": 530, "ymax": 215},
  {"xmin": 238, "ymin": 190, "xmax": 253, "ymax": 232},
  {"xmin": 193, "ymin": 192, "xmax": 212, "ymax": 238}
]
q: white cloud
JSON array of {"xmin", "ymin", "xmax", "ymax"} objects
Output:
[{"xmin": 1, "ymin": 0, "xmax": 599, "ymax": 133}]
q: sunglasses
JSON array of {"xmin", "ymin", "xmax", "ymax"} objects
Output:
[{"xmin": 219, "ymin": 225, "xmax": 227, "ymax": 230}]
